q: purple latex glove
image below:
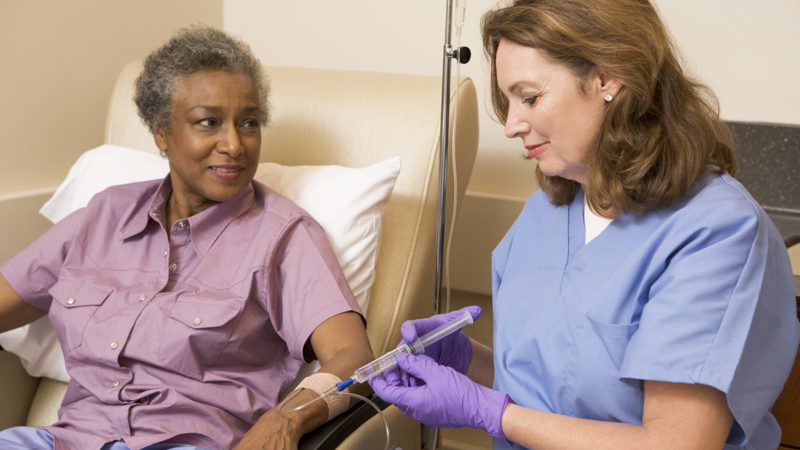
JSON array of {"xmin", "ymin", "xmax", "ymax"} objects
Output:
[
  {"xmin": 401, "ymin": 305, "xmax": 481, "ymax": 374},
  {"xmin": 370, "ymin": 352, "xmax": 510, "ymax": 439}
]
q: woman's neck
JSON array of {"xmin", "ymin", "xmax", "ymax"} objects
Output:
[{"xmin": 165, "ymin": 193, "xmax": 212, "ymax": 230}]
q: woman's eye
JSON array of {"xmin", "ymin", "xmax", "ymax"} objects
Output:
[
  {"xmin": 523, "ymin": 96, "xmax": 539, "ymax": 106},
  {"xmin": 240, "ymin": 118, "xmax": 260, "ymax": 128},
  {"xmin": 197, "ymin": 118, "xmax": 218, "ymax": 128}
]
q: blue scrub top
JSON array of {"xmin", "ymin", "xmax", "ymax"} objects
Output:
[{"xmin": 491, "ymin": 173, "xmax": 799, "ymax": 450}]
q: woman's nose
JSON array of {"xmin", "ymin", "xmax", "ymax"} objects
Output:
[
  {"xmin": 218, "ymin": 124, "xmax": 243, "ymax": 156},
  {"xmin": 503, "ymin": 107, "xmax": 530, "ymax": 139}
]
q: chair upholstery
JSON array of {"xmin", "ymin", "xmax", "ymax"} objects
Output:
[{"xmin": 0, "ymin": 61, "xmax": 479, "ymax": 449}]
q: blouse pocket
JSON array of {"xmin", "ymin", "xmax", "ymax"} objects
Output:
[
  {"xmin": 158, "ymin": 296, "xmax": 243, "ymax": 379},
  {"xmin": 564, "ymin": 313, "xmax": 642, "ymax": 422},
  {"xmin": 48, "ymin": 279, "xmax": 113, "ymax": 353}
]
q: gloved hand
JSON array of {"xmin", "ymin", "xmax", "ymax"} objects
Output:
[
  {"xmin": 400, "ymin": 305, "xmax": 481, "ymax": 374},
  {"xmin": 370, "ymin": 352, "xmax": 510, "ymax": 439}
]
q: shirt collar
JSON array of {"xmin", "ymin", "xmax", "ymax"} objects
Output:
[
  {"xmin": 119, "ymin": 176, "xmax": 171, "ymax": 240},
  {"xmin": 120, "ymin": 175, "xmax": 256, "ymax": 257},
  {"xmin": 186, "ymin": 183, "xmax": 256, "ymax": 257}
]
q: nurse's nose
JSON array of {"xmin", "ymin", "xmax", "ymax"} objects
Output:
[{"xmin": 504, "ymin": 106, "xmax": 530, "ymax": 139}]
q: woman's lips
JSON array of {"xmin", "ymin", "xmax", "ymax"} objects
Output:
[
  {"xmin": 210, "ymin": 165, "xmax": 244, "ymax": 180},
  {"xmin": 525, "ymin": 142, "xmax": 548, "ymax": 159}
]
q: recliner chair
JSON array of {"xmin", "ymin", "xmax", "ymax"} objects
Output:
[{"xmin": 0, "ymin": 61, "xmax": 479, "ymax": 449}]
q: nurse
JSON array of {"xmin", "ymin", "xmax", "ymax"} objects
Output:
[{"xmin": 370, "ymin": 1, "xmax": 799, "ymax": 449}]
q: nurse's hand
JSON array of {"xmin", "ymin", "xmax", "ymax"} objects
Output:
[
  {"xmin": 370, "ymin": 352, "xmax": 509, "ymax": 439},
  {"xmin": 400, "ymin": 305, "xmax": 481, "ymax": 374}
]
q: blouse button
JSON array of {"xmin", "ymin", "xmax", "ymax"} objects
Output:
[
  {"xmin": 178, "ymin": 221, "xmax": 187, "ymax": 229},
  {"xmin": 138, "ymin": 294, "xmax": 147, "ymax": 302},
  {"xmin": 192, "ymin": 318, "xmax": 202, "ymax": 326},
  {"xmin": 111, "ymin": 381, "xmax": 120, "ymax": 388},
  {"xmin": 66, "ymin": 298, "xmax": 76, "ymax": 305},
  {"xmin": 163, "ymin": 250, "xmax": 168, "ymax": 257},
  {"xmin": 169, "ymin": 262, "xmax": 177, "ymax": 272},
  {"xmin": 110, "ymin": 341, "xmax": 119, "ymax": 350}
]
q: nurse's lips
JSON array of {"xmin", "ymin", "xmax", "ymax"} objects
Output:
[{"xmin": 525, "ymin": 142, "xmax": 548, "ymax": 159}]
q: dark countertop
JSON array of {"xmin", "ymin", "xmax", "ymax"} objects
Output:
[
  {"xmin": 729, "ymin": 121, "xmax": 800, "ymax": 214},
  {"xmin": 726, "ymin": 121, "xmax": 800, "ymax": 314}
]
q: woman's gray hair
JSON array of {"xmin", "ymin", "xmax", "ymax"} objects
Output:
[{"xmin": 134, "ymin": 25, "xmax": 269, "ymax": 133}]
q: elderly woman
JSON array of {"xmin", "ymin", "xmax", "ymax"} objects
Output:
[
  {"xmin": 371, "ymin": 1, "xmax": 798, "ymax": 449},
  {"xmin": 0, "ymin": 27, "xmax": 372, "ymax": 450}
]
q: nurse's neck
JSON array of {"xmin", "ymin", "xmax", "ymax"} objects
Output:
[{"xmin": 584, "ymin": 196, "xmax": 614, "ymax": 244}]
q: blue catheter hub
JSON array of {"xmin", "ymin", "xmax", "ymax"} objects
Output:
[{"xmin": 336, "ymin": 378, "xmax": 355, "ymax": 391}]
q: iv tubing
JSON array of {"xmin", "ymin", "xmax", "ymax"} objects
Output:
[
  {"xmin": 284, "ymin": 390, "xmax": 393, "ymax": 450},
  {"xmin": 289, "ymin": 310, "xmax": 473, "ymax": 449}
]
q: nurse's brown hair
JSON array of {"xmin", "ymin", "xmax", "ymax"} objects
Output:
[{"xmin": 482, "ymin": 0, "xmax": 736, "ymax": 214}]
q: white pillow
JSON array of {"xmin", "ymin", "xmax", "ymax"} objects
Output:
[
  {"xmin": 254, "ymin": 158, "xmax": 400, "ymax": 313},
  {"xmin": 40, "ymin": 145, "xmax": 170, "ymax": 223},
  {"xmin": 1, "ymin": 144, "xmax": 400, "ymax": 382}
]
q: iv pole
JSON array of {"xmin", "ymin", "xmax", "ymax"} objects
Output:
[
  {"xmin": 424, "ymin": 0, "xmax": 470, "ymax": 448},
  {"xmin": 434, "ymin": 0, "xmax": 471, "ymax": 318}
]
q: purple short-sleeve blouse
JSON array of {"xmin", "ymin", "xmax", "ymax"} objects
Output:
[{"xmin": 1, "ymin": 177, "xmax": 362, "ymax": 450}]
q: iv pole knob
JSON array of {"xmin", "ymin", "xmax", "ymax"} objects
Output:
[{"xmin": 456, "ymin": 46, "xmax": 471, "ymax": 64}]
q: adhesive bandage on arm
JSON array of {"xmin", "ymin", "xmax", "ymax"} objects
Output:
[{"xmin": 294, "ymin": 372, "xmax": 349, "ymax": 420}]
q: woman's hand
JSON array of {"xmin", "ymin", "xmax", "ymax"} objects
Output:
[
  {"xmin": 370, "ymin": 352, "xmax": 510, "ymax": 438},
  {"xmin": 400, "ymin": 305, "xmax": 481, "ymax": 374},
  {"xmin": 234, "ymin": 410, "xmax": 300, "ymax": 450},
  {"xmin": 234, "ymin": 389, "xmax": 325, "ymax": 450}
]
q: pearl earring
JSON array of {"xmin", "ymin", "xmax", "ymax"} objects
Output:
[{"xmin": 604, "ymin": 94, "xmax": 614, "ymax": 102}]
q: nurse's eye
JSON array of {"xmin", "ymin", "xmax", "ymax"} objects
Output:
[{"xmin": 522, "ymin": 96, "xmax": 539, "ymax": 106}]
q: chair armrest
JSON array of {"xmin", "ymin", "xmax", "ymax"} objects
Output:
[{"xmin": 298, "ymin": 395, "xmax": 390, "ymax": 450}]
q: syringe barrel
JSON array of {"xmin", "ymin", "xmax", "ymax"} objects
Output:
[
  {"xmin": 416, "ymin": 309, "xmax": 473, "ymax": 352},
  {"xmin": 351, "ymin": 344, "xmax": 412, "ymax": 383},
  {"xmin": 348, "ymin": 309, "xmax": 473, "ymax": 384}
]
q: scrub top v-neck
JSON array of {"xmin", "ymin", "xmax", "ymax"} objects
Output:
[{"xmin": 490, "ymin": 173, "xmax": 798, "ymax": 450}]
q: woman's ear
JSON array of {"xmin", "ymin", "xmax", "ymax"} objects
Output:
[
  {"xmin": 154, "ymin": 131, "xmax": 168, "ymax": 155},
  {"xmin": 595, "ymin": 68, "xmax": 622, "ymax": 100}
]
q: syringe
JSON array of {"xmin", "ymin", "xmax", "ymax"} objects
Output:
[{"xmin": 322, "ymin": 309, "xmax": 474, "ymax": 397}]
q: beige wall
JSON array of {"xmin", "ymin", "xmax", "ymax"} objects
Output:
[
  {"xmin": 0, "ymin": 1, "xmax": 222, "ymax": 196},
  {"xmin": 225, "ymin": 0, "xmax": 800, "ymax": 201},
  {"xmin": 225, "ymin": 0, "xmax": 800, "ymax": 294},
  {"xmin": 0, "ymin": 1, "xmax": 222, "ymax": 261}
]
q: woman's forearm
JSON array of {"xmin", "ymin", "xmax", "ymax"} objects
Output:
[
  {"xmin": 0, "ymin": 274, "xmax": 45, "ymax": 333},
  {"xmin": 467, "ymin": 338, "xmax": 495, "ymax": 387},
  {"xmin": 502, "ymin": 404, "xmax": 656, "ymax": 450},
  {"xmin": 237, "ymin": 315, "xmax": 373, "ymax": 449},
  {"xmin": 309, "ymin": 311, "xmax": 374, "ymax": 406},
  {"xmin": 500, "ymin": 381, "xmax": 732, "ymax": 450},
  {"xmin": 316, "ymin": 346, "xmax": 374, "ymax": 403}
]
